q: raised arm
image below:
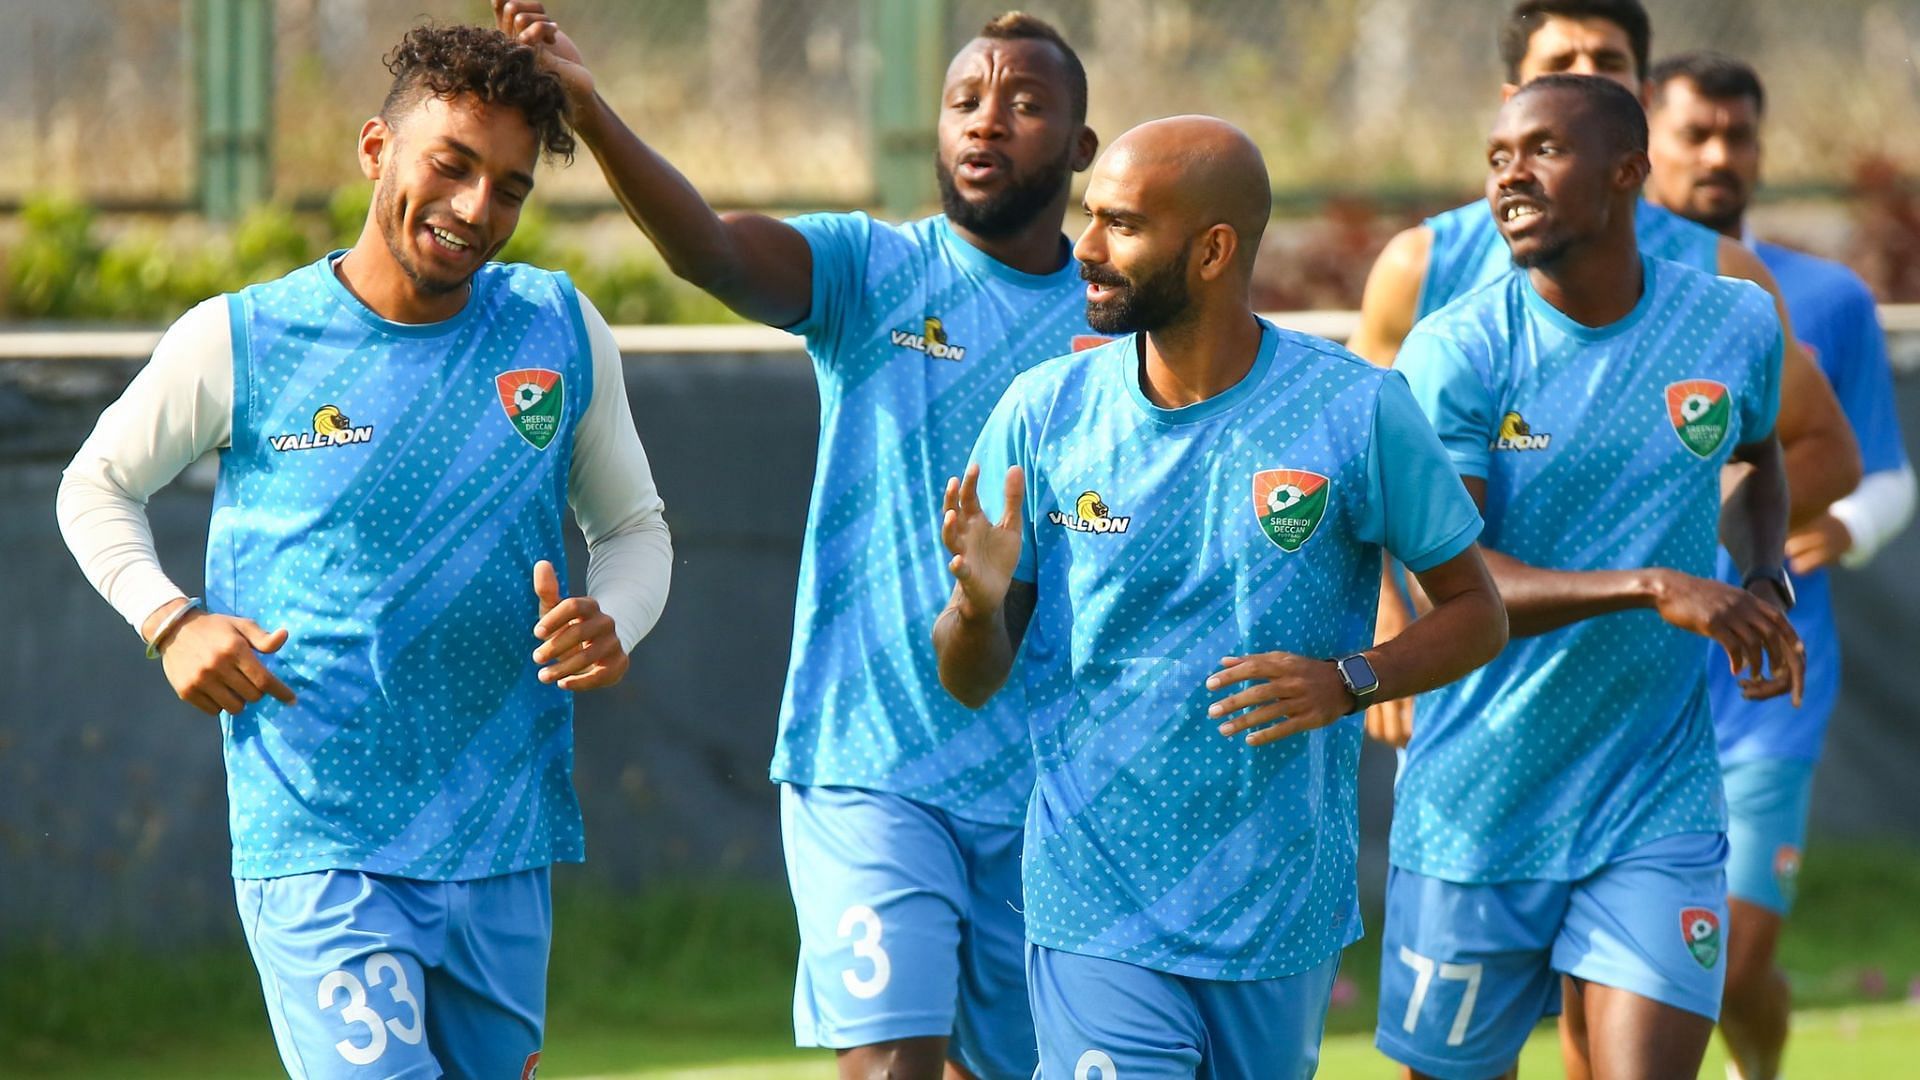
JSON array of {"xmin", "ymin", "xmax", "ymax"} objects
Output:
[
  {"xmin": 1717, "ymin": 239, "xmax": 1862, "ymax": 526},
  {"xmin": 1347, "ymin": 225, "xmax": 1433, "ymax": 367},
  {"xmin": 933, "ymin": 464, "xmax": 1034, "ymax": 709},
  {"xmin": 496, "ymin": 1, "xmax": 813, "ymax": 327}
]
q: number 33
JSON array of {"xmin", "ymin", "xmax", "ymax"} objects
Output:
[{"xmin": 318, "ymin": 952, "xmax": 425, "ymax": 1065}]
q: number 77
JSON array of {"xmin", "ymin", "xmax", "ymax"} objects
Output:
[{"xmin": 1398, "ymin": 946, "xmax": 1483, "ymax": 1047}]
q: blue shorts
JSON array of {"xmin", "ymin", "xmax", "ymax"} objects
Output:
[
  {"xmin": 781, "ymin": 784, "xmax": 1033, "ymax": 1080},
  {"xmin": 235, "ymin": 867, "xmax": 551, "ymax": 1080},
  {"xmin": 1027, "ymin": 945, "xmax": 1338, "ymax": 1079},
  {"xmin": 1723, "ymin": 757, "xmax": 1814, "ymax": 915},
  {"xmin": 1376, "ymin": 832, "xmax": 1728, "ymax": 1079}
]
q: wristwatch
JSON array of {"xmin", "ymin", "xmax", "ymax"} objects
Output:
[
  {"xmin": 1742, "ymin": 565, "xmax": 1796, "ymax": 612},
  {"xmin": 1331, "ymin": 653, "xmax": 1380, "ymax": 715}
]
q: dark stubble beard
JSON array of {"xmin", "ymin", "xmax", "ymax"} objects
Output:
[
  {"xmin": 935, "ymin": 146, "xmax": 1073, "ymax": 239},
  {"xmin": 374, "ymin": 174, "xmax": 469, "ymax": 297},
  {"xmin": 1082, "ymin": 245, "xmax": 1193, "ymax": 334}
]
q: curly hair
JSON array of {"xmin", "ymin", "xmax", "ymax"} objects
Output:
[{"xmin": 381, "ymin": 24, "xmax": 574, "ymax": 163}]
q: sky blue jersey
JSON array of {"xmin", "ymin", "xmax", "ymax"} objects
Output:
[
  {"xmin": 1712, "ymin": 241, "xmax": 1909, "ymax": 762},
  {"xmin": 768, "ymin": 213, "xmax": 1100, "ymax": 825},
  {"xmin": 1393, "ymin": 256, "xmax": 1784, "ymax": 883},
  {"xmin": 971, "ymin": 323, "xmax": 1482, "ymax": 979},
  {"xmin": 212, "ymin": 257, "xmax": 592, "ymax": 880},
  {"xmin": 1418, "ymin": 197, "xmax": 1720, "ymax": 321}
]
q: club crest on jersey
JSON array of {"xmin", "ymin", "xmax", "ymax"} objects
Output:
[
  {"xmin": 1253, "ymin": 469, "xmax": 1330, "ymax": 552},
  {"xmin": 1048, "ymin": 490, "xmax": 1131, "ymax": 534},
  {"xmin": 1494, "ymin": 410, "xmax": 1551, "ymax": 451},
  {"xmin": 890, "ymin": 315, "xmax": 967, "ymax": 361},
  {"xmin": 1666, "ymin": 379, "xmax": 1732, "ymax": 458},
  {"xmin": 520, "ymin": 1050, "xmax": 542, "ymax": 1080},
  {"xmin": 1681, "ymin": 907, "xmax": 1722, "ymax": 969},
  {"xmin": 269, "ymin": 404, "xmax": 373, "ymax": 452},
  {"xmin": 496, "ymin": 368, "xmax": 564, "ymax": 450}
]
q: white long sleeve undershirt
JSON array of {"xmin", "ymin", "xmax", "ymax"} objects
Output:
[
  {"xmin": 1830, "ymin": 463, "xmax": 1918, "ymax": 569},
  {"xmin": 56, "ymin": 290, "xmax": 672, "ymax": 654}
]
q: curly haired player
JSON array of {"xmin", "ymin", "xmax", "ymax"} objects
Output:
[{"xmin": 55, "ymin": 23, "xmax": 672, "ymax": 1077}]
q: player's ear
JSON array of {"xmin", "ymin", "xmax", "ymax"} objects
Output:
[
  {"xmin": 1195, "ymin": 223, "xmax": 1237, "ymax": 282},
  {"xmin": 358, "ymin": 116, "xmax": 393, "ymax": 181},
  {"xmin": 1071, "ymin": 125, "xmax": 1099, "ymax": 173},
  {"xmin": 1499, "ymin": 81, "xmax": 1521, "ymax": 103},
  {"xmin": 1616, "ymin": 149, "xmax": 1651, "ymax": 193}
]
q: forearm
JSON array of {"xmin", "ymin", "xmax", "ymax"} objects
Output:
[
  {"xmin": 933, "ymin": 598, "xmax": 1017, "ymax": 709},
  {"xmin": 583, "ymin": 518, "xmax": 672, "ymax": 653},
  {"xmin": 1722, "ymin": 440, "xmax": 1792, "ymax": 576},
  {"xmin": 1480, "ymin": 547, "xmax": 1661, "ymax": 637},
  {"xmin": 1782, "ymin": 421, "xmax": 1863, "ymax": 530},
  {"xmin": 1831, "ymin": 465, "xmax": 1918, "ymax": 567},
  {"xmin": 55, "ymin": 465, "xmax": 188, "ymax": 633},
  {"xmin": 571, "ymin": 95, "xmax": 800, "ymax": 326},
  {"xmin": 1367, "ymin": 579, "xmax": 1506, "ymax": 701}
]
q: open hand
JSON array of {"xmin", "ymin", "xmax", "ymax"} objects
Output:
[
  {"xmin": 1649, "ymin": 568, "xmax": 1804, "ymax": 705},
  {"xmin": 1786, "ymin": 514, "xmax": 1853, "ymax": 575},
  {"xmin": 532, "ymin": 559, "xmax": 628, "ymax": 691},
  {"xmin": 1207, "ymin": 651, "xmax": 1354, "ymax": 747},
  {"xmin": 494, "ymin": 0, "xmax": 595, "ymax": 108},
  {"xmin": 941, "ymin": 464, "xmax": 1025, "ymax": 623}
]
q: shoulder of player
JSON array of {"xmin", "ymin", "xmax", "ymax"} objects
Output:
[
  {"xmin": 1757, "ymin": 241, "xmax": 1879, "ymax": 319},
  {"xmin": 1000, "ymin": 335, "xmax": 1125, "ymax": 410},
  {"xmin": 1424, "ymin": 197, "xmax": 1491, "ymax": 234}
]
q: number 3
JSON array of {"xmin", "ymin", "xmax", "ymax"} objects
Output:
[
  {"xmin": 837, "ymin": 905, "xmax": 891, "ymax": 999},
  {"xmin": 317, "ymin": 951, "xmax": 426, "ymax": 1065}
]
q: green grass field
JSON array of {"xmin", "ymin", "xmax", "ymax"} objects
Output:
[{"xmin": 10, "ymin": 845, "xmax": 1920, "ymax": 1077}]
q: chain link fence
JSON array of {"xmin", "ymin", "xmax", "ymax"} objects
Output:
[{"xmin": 1, "ymin": 0, "xmax": 1915, "ymax": 208}]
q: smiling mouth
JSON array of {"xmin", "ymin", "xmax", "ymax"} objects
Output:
[
  {"xmin": 427, "ymin": 225, "xmax": 474, "ymax": 254},
  {"xmin": 1501, "ymin": 202, "xmax": 1544, "ymax": 224}
]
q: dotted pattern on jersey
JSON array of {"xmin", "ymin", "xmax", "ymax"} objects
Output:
[
  {"xmin": 1393, "ymin": 258, "xmax": 1782, "ymax": 882},
  {"xmin": 769, "ymin": 213, "xmax": 1094, "ymax": 825},
  {"xmin": 997, "ymin": 332, "xmax": 1404, "ymax": 980},
  {"xmin": 1417, "ymin": 197, "xmax": 1721, "ymax": 320},
  {"xmin": 211, "ymin": 259, "xmax": 588, "ymax": 880}
]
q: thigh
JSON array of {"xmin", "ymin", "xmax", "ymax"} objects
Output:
[
  {"xmin": 1722, "ymin": 758, "xmax": 1814, "ymax": 916},
  {"xmin": 782, "ymin": 784, "xmax": 968, "ymax": 1050},
  {"xmin": 1555, "ymin": 831, "xmax": 1730, "ymax": 1022},
  {"xmin": 949, "ymin": 818, "xmax": 1036, "ymax": 1080},
  {"xmin": 431, "ymin": 867, "xmax": 552, "ymax": 1080},
  {"xmin": 1027, "ymin": 945, "xmax": 1202, "ymax": 1080},
  {"xmin": 1374, "ymin": 867, "xmax": 1566, "ymax": 1080},
  {"xmin": 1189, "ymin": 955, "xmax": 1339, "ymax": 1080},
  {"xmin": 237, "ymin": 871, "xmax": 444, "ymax": 1080}
]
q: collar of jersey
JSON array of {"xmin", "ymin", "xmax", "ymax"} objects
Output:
[
  {"xmin": 934, "ymin": 217, "xmax": 1080, "ymax": 290},
  {"xmin": 320, "ymin": 250, "xmax": 488, "ymax": 338},
  {"xmin": 1518, "ymin": 253, "xmax": 1658, "ymax": 343},
  {"xmin": 1123, "ymin": 318, "xmax": 1278, "ymax": 426}
]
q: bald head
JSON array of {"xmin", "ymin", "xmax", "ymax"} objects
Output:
[{"xmin": 1097, "ymin": 116, "xmax": 1272, "ymax": 271}]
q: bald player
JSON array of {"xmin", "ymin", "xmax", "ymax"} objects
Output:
[
  {"xmin": 497, "ymin": 4, "xmax": 1102, "ymax": 1076},
  {"xmin": 1353, "ymin": 0, "xmax": 1857, "ymax": 745},
  {"xmin": 935, "ymin": 116, "xmax": 1506, "ymax": 1078}
]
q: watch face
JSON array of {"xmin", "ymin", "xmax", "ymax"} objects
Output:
[{"xmin": 1341, "ymin": 655, "xmax": 1380, "ymax": 694}]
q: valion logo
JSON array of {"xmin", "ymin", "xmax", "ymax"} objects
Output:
[
  {"xmin": 1494, "ymin": 411, "xmax": 1551, "ymax": 451},
  {"xmin": 269, "ymin": 404, "xmax": 373, "ymax": 453},
  {"xmin": 1048, "ymin": 490, "xmax": 1131, "ymax": 534},
  {"xmin": 890, "ymin": 315, "xmax": 968, "ymax": 361}
]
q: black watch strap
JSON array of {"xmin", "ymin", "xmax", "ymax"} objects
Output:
[{"xmin": 1741, "ymin": 565, "xmax": 1796, "ymax": 612}]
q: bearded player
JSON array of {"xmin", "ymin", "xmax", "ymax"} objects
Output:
[{"xmin": 496, "ymin": 3, "xmax": 1102, "ymax": 1076}]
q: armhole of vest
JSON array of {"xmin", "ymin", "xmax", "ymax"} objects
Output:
[
  {"xmin": 226, "ymin": 291, "xmax": 254, "ymax": 454},
  {"xmin": 1413, "ymin": 219, "xmax": 1447, "ymax": 322},
  {"xmin": 554, "ymin": 271, "xmax": 593, "ymax": 423}
]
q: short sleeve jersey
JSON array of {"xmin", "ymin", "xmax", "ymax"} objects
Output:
[
  {"xmin": 212, "ymin": 257, "xmax": 593, "ymax": 880},
  {"xmin": 1418, "ymin": 197, "xmax": 1720, "ymax": 321},
  {"xmin": 971, "ymin": 323, "xmax": 1482, "ymax": 979},
  {"xmin": 1393, "ymin": 256, "xmax": 1784, "ymax": 883},
  {"xmin": 767, "ymin": 212, "xmax": 1099, "ymax": 824},
  {"xmin": 1711, "ymin": 242, "xmax": 1910, "ymax": 762}
]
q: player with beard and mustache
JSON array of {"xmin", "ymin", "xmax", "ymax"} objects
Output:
[
  {"xmin": 1381, "ymin": 76, "xmax": 1803, "ymax": 1080},
  {"xmin": 493, "ymin": 4, "xmax": 1098, "ymax": 1078},
  {"xmin": 937, "ymin": 116, "xmax": 1504, "ymax": 1076},
  {"xmin": 56, "ymin": 24, "xmax": 673, "ymax": 1077}
]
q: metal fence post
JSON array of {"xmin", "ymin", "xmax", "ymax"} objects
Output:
[
  {"xmin": 195, "ymin": 0, "xmax": 273, "ymax": 220},
  {"xmin": 865, "ymin": 0, "xmax": 950, "ymax": 220}
]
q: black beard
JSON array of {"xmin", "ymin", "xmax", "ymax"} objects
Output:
[
  {"xmin": 375, "ymin": 177, "xmax": 471, "ymax": 297},
  {"xmin": 1082, "ymin": 247, "xmax": 1192, "ymax": 334},
  {"xmin": 935, "ymin": 149, "xmax": 1071, "ymax": 239},
  {"xmin": 1510, "ymin": 231, "xmax": 1576, "ymax": 270}
]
